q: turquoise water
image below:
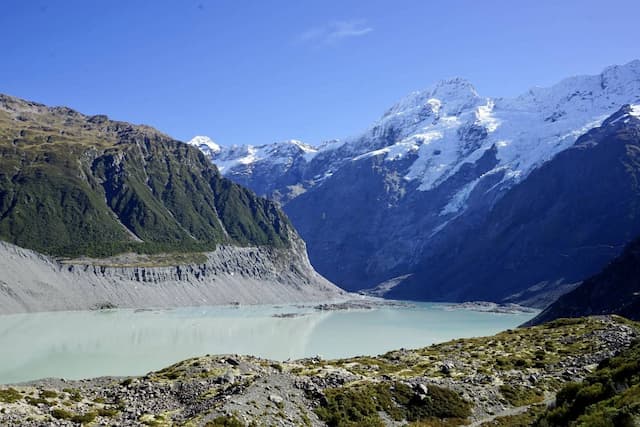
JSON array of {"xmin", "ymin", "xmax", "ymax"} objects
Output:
[{"xmin": 0, "ymin": 302, "xmax": 536, "ymax": 384}]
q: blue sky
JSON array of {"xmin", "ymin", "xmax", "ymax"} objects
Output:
[{"xmin": 1, "ymin": 1, "xmax": 638, "ymax": 146}]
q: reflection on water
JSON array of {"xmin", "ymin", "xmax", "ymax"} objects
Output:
[{"xmin": 0, "ymin": 302, "xmax": 536, "ymax": 384}]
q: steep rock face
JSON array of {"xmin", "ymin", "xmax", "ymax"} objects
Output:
[
  {"xmin": 194, "ymin": 61, "xmax": 640, "ymax": 296},
  {"xmin": 525, "ymin": 233, "xmax": 640, "ymax": 326}
]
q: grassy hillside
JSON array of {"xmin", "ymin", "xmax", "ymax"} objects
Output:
[{"xmin": 0, "ymin": 94, "xmax": 292, "ymax": 257}]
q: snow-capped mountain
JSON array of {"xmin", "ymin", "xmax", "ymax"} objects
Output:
[
  {"xmin": 187, "ymin": 135, "xmax": 221, "ymax": 158},
  {"xmin": 195, "ymin": 60, "xmax": 640, "ymax": 202},
  {"xmin": 191, "ymin": 60, "xmax": 640, "ymax": 304}
]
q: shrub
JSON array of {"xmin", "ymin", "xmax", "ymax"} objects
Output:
[
  {"xmin": 41, "ymin": 390, "xmax": 58, "ymax": 399},
  {"xmin": 536, "ymin": 340, "xmax": 640, "ymax": 426},
  {"xmin": 0, "ymin": 388, "xmax": 22, "ymax": 403},
  {"xmin": 315, "ymin": 381, "xmax": 471, "ymax": 427}
]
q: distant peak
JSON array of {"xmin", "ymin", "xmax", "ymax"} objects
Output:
[
  {"xmin": 431, "ymin": 77, "xmax": 479, "ymax": 96},
  {"xmin": 601, "ymin": 58, "xmax": 640, "ymax": 76},
  {"xmin": 384, "ymin": 77, "xmax": 481, "ymax": 119},
  {"xmin": 188, "ymin": 135, "xmax": 221, "ymax": 154},
  {"xmin": 278, "ymin": 139, "xmax": 318, "ymax": 152}
]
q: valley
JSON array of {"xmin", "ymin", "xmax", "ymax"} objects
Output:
[{"xmin": 0, "ymin": 14, "xmax": 639, "ymax": 423}]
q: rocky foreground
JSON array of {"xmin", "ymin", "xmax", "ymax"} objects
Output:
[{"xmin": 0, "ymin": 316, "xmax": 637, "ymax": 426}]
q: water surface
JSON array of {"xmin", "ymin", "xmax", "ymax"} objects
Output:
[{"xmin": 0, "ymin": 302, "xmax": 536, "ymax": 384}]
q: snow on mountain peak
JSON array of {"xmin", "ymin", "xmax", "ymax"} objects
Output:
[
  {"xmin": 378, "ymin": 60, "xmax": 640, "ymax": 192},
  {"xmin": 188, "ymin": 135, "xmax": 221, "ymax": 155},
  {"xmin": 189, "ymin": 138, "xmax": 320, "ymax": 174},
  {"xmin": 383, "ymin": 77, "xmax": 482, "ymax": 120}
]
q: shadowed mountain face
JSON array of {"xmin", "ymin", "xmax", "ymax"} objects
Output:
[
  {"xmin": 525, "ymin": 234, "xmax": 640, "ymax": 326},
  {"xmin": 0, "ymin": 94, "xmax": 293, "ymax": 258},
  {"xmin": 390, "ymin": 105, "xmax": 640, "ymax": 303}
]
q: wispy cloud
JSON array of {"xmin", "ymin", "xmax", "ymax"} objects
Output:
[{"xmin": 296, "ymin": 20, "xmax": 373, "ymax": 46}]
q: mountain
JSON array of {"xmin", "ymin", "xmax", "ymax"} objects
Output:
[
  {"xmin": 389, "ymin": 104, "xmax": 640, "ymax": 303},
  {"xmin": 0, "ymin": 94, "xmax": 343, "ymax": 313},
  {"xmin": 192, "ymin": 60, "xmax": 640, "ymax": 302},
  {"xmin": 188, "ymin": 137, "xmax": 320, "ymax": 203},
  {"xmin": 0, "ymin": 94, "xmax": 293, "ymax": 257},
  {"xmin": 525, "ymin": 232, "xmax": 640, "ymax": 326}
]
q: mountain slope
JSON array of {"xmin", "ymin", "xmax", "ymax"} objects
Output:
[
  {"xmin": 0, "ymin": 94, "xmax": 291, "ymax": 258},
  {"xmin": 193, "ymin": 60, "xmax": 640, "ymax": 296},
  {"xmin": 525, "ymin": 233, "xmax": 640, "ymax": 326},
  {"xmin": 0, "ymin": 94, "xmax": 344, "ymax": 313},
  {"xmin": 389, "ymin": 104, "xmax": 640, "ymax": 302}
]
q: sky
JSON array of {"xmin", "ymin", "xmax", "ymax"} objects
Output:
[{"xmin": 1, "ymin": 1, "xmax": 639, "ymax": 146}]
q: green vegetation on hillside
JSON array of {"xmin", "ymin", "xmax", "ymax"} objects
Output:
[
  {"xmin": 0, "ymin": 94, "xmax": 292, "ymax": 258},
  {"xmin": 315, "ymin": 381, "xmax": 471, "ymax": 427},
  {"xmin": 535, "ymin": 339, "xmax": 640, "ymax": 426}
]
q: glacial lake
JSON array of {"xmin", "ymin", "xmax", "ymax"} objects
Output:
[{"xmin": 0, "ymin": 302, "xmax": 536, "ymax": 384}]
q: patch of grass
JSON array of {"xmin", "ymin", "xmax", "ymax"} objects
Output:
[
  {"xmin": 499, "ymin": 385, "xmax": 543, "ymax": 407},
  {"xmin": 0, "ymin": 388, "xmax": 22, "ymax": 403},
  {"xmin": 315, "ymin": 381, "xmax": 471, "ymax": 427},
  {"xmin": 97, "ymin": 406, "xmax": 119, "ymax": 417},
  {"xmin": 71, "ymin": 411, "xmax": 97, "ymax": 424},
  {"xmin": 51, "ymin": 408, "xmax": 74, "ymax": 420},
  {"xmin": 62, "ymin": 387, "xmax": 83, "ymax": 402},
  {"xmin": 140, "ymin": 413, "xmax": 167, "ymax": 426},
  {"xmin": 26, "ymin": 396, "xmax": 51, "ymax": 406},
  {"xmin": 41, "ymin": 390, "xmax": 58, "ymax": 399}
]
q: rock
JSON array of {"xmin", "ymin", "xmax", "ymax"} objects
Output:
[
  {"xmin": 269, "ymin": 394, "xmax": 284, "ymax": 404},
  {"xmin": 416, "ymin": 383, "xmax": 429, "ymax": 395},
  {"xmin": 441, "ymin": 361, "xmax": 455, "ymax": 375},
  {"xmin": 222, "ymin": 370, "xmax": 236, "ymax": 384}
]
